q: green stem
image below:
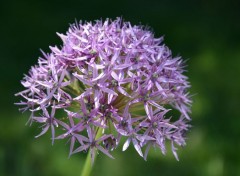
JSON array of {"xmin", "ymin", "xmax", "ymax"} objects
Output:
[
  {"xmin": 80, "ymin": 128, "xmax": 103, "ymax": 176},
  {"xmin": 80, "ymin": 150, "xmax": 92, "ymax": 176}
]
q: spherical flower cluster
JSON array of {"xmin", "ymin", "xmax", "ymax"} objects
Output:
[{"xmin": 15, "ymin": 18, "xmax": 192, "ymax": 163}]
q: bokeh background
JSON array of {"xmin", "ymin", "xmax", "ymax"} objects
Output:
[{"xmin": 1, "ymin": 0, "xmax": 240, "ymax": 175}]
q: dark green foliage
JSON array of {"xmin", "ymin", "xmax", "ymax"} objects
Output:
[{"xmin": 0, "ymin": 0, "xmax": 240, "ymax": 175}]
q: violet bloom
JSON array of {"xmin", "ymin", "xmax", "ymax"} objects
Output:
[{"xmin": 15, "ymin": 17, "xmax": 192, "ymax": 163}]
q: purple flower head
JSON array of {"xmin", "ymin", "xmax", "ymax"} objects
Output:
[{"xmin": 15, "ymin": 17, "xmax": 192, "ymax": 163}]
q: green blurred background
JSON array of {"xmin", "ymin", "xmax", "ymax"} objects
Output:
[{"xmin": 1, "ymin": 0, "xmax": 240, "ymax": 175}]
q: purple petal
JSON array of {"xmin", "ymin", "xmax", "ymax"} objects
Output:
[
  {"xmin": 117, "ymin": 129, "xmax": 128, "ymax": 136},
  {"xmin": 79, "ymin": 98, "xmax": 87, "ymax": 114},
  {"xmin": 148, "ymin": 100, "xmax": 165, "ymax": 110},
  {"xmin": 108, "ymin": 93, "xmax": 114, "ymax": 104},
  {"xmin": 51, "ymin": 103, "xmax": 56, "ymax": 117},
  {"xmin": 97, "ymin": 145, "xmax": 114, "ymax": 159},
  {"xmin": 122, "ymin": 138, "xmax": 131, "ymax": 151},
  {"xmin": 87, "ymin": 126, "xmax": 93, "ymax": 142},
  {"xmin": 56, "ymin": 119, "xmax": 69, "ymax": 130},
  {"xmin": 55, "ymin": 132, "xmax": 68, "ymax": 139},
  {"xmin": 74, "ymin": 134, "xmax": 89, "ymax": 143},
  {"xmin": 74, "ymin": 89, "xmax": 93, "ymax": 100},
  {"xmin": 132, "ymin": 138, "xmax": 143, "ymax": 157},
  {"xmin": 59, "ymin": 68, "xmax": 67, "ymax": 83},
  {"xmin": 110, "ymin": 50, "xmax": 120, "ymax": 65},
  {"xmin": 69, "ymin": 137, "xmax": 76, "ymax": 157},
  {"xmin": 35, "ymin": 81, "xmax": 53, "ymax": 89},
  {"xmin": 61, "ymin": 81, "xmax": 71, "ymax": 87},
  {"xmin": 75, "ymin": 56, "xmax": 88, "ymax": 61},
  {"xmin": 94, "ymin": 89, "xmax": 100, "ymax": 109},
  {"xmin": 73, "ymin": 72, "xmax": 93, "ymax": 86},
  {"xmin": 72, "ymin": 144, "xmax": 90, "ymax": 154},
  {"xmin": 51, "ymin": 124, "xmax": 55, "ymax": 145},
  {"xmin": 71, "ymin": 33, "xmax": 88, "ymax": 43},
  {"xmin": 144, "ymin": 143, "xmax": 152, "ymax": 161},
  {"xmin": 139, "ymin": 121, "xmax": 149, "ymax": 127},
  {"xmin": 111, "ymin": 71, "xmax": 119, "ymax": 81},
  {"xmin": 35, "ymin": 125, "xmax": 49, "ymax": 138},
  {"xmin": 41, "ymin": 106, "xmax": 50, "ymax": 118},
  {"xmin": 171, "ymin": 142, "xmax": 179, "ymax": 161},
  {"xmin": 117, "ymin": 86, "xmax": 131, "ymax": 97},
  {"xmin": 33, "ymin": 117, "xmax": 47, "ymax": 123},
  {"xmin": 114, "ymin": 63, "xmax": 132, "ymax": 70},
  {"xmin": 97, "ymin": 134, "xmax": 112, "ymax": 142},
  {"xmin": 155, "ymin": 81, "xmax": 163, "ymax": 91},
  {"xmin": 101, "ymin": 87, "xmax": 118, "ymax": 96},
  {"xmin": 92, "ymin": 72, "xmax": 105, "ymax": 82},
  {"xmin": 144, "ymin": 103, "xmax": 153, "ymax": 119}
]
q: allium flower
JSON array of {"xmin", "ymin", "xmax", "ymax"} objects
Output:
[{"xmin": 15, "ymin": 17, "xmax": 192, "ymax": 164}]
